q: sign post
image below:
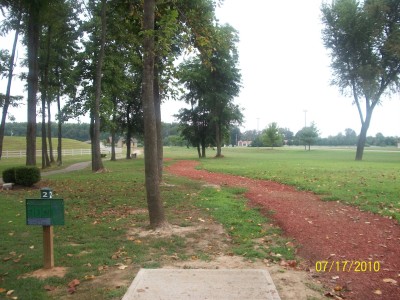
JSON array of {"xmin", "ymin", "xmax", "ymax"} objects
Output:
[{"xmin": 26, "ymin": 188, "xmax": 64, "ymax": 269}]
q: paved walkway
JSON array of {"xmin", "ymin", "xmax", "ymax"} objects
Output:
[
  {"xmin": 0, "ymin": 161, "xmax": 91, "ymax": 184},
  {"xmin": 122, "ymin": 269, "xmax": 281, "ymax": 300}
]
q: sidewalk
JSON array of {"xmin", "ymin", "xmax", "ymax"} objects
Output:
[{"xmin": 122, "ymin": 269, "xmax": 281, "ymax": 300}]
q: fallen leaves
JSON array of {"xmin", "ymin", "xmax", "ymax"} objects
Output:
[
  {"xmin": 116, "ymin": 264, "xmax": 128, "ymax": 270},
  {"xmin": 382, "ymin": 278, "xmax": 397, "ymax": 285},
  {"xmin": 67, "ymin": 279, "xmax": 80, "ymax": 294},
  {"xmin": 373, "ymin": 289, "xmax": 382, "ymax": 295},
  {"xmin": 279, "ymin": 259, "xmax": 297, "ymax": 268},
  {"xmin": 44, "ymin": 285, "xmax": 56, "ymax": 291}
]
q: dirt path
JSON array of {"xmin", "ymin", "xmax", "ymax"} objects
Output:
[{"xmin": 167, "ymin": 160, "xmax": 400, "ymax": 300}]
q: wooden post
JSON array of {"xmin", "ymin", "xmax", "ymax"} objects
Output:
[{"xmin": 43, "ymin": 225, "xmax": 54, "ymax": 269}]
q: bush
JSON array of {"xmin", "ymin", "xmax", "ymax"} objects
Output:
[
  {"xmin": 14, "ymin": 166, "xmax": 41, "ymax": 187},
  {"xmin": 2, "ymin": 167, "xmax": 16, "ymax": 183}
]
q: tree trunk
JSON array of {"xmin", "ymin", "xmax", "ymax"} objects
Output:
[
  {"xmin": 90, "ymin": 114, "xmax": 95, "ymax": 167},
  {"xmin": 126, "ymin": 104, "xmax": 132, "ymax": 159},
  {"xmin": 111, "ymin": 96, "xmax": 117, "ymax": 161},
  {"xmin": 56, "ymin": 83, "xmax": 62, "ymax": 166},
  {"xmin": 41, "ymin": 84, "xmax": 50, "ymax": 169},
  {"xmin": 111, "ymin": 130, "xmax": 116, "ymax": 161},
  {"xmin": 201, "ymin": 143, "xmax": 206, "ymax": 158},
  {"xmin": 0, "ymin": 5, "xmax": 21, "ymax": 159},
  {"xmin": 154, "ymin": 63, "xmax": 163, "ymax": 181},
  {"xmin": 47, "ymin": 99, "xmax": 55, "ymax": 163},
  {"xmin": 215, "ymin": 122, "xmax": 222, "ymax": 157},
  {"xmin": 142, "ymin": 0, "xmax": 167, "ymax": 229},
  {"xmin": 92, "ymin": 0, "xmax": 107, "ymax": 172},
  {"xmin": 126, "ymin": 127, "xmax": 132, "ymax": 159},
  {"xmin": 26, "ymin": 2, "xmax": 41, "ymax": 166},
  {"xmin": 197, "ymin": 144, "xmax": 201, "ymax": 158},
  {"xmin": 41, "ymin": 25, "xmax": 52, "ymax": 169},
  {"xmin": 355, "ymin": 111, "xmax": 372, "ymax": 161}
]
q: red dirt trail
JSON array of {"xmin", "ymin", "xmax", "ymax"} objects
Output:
[{"xmin": 167, "ymin": 160, "xmax": 400, "ymax": 300}]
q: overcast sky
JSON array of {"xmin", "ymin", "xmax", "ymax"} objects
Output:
[
  {"xmin": 1, "ymin": 0, "xmax": 400, "ymax": 137},
  {"xmin": 165, "ymin": 0, "xmax": 400, "ymax": 137}
]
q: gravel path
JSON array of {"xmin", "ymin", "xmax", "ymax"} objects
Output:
[{"xmin": 167, "ymin": 160, "xmax": 400, "ymax": 300}]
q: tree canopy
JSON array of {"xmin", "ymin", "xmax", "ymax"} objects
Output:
[{"xmin": 321, "ymin": 0, "xmax": 400, "ymax": 160}]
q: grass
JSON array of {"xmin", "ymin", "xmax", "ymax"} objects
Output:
[
  {"xmin": 164, "ymin": 146, "xmax": 400, "ymax": 222},
  {"xmin": 0, "ymin": 136, "xmax": 92, "ymax": 175},
  {"xmin": 196, "ymin": 187, "xmax": 295, "ymax": 261},
  {"xmin": 1, "ymin": 136, "xmax": 91, "ymax": 151},
  {"xmin": 1, "ymin": 145, "xmax": 398, "ymax": 299},
  {"xmin": 1, "ymin": 156, "xmax": 285, "ymax": 299}
]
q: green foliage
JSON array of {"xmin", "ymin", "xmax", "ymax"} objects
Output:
[
  {"xmin": 2, "ymin": 167, "xmax": 16, "ymax": 183},
  {"xmin": 297, "ymin": 122, "xmax": 319, "ymax": 150},
  {"xmin": 177, "ymin": 23, "xmax": 243, "ymax": 157},
  {"xmin": 262, "ymin": 122, "xmax": 283, "ymax": 148},
  {"xmin": 14, "ymin": 166, "xmax": 41, "ymax": 186},
  {"xmin": 321, "ymin": 0, "xmax": 400, "ymax": 159},
  {"xmin": 2, "ymin": 166, "xmax": 41, "ymax": 186}
]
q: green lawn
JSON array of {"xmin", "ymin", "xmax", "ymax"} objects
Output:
[
  {"xmin": 164, "ymin": 146, "xmax": 400, "ymax": 221},
  {"xmin": 0, "ymin": 137, "xmax": 92, "ymax": 175},
  {"xmin": 2, "ymin": 136, "xmax": 91, "ymax": 151},
  {"xmin": 1, "ymin": 145, "xmax": 398, "ymax": 299},
  {"xmin": 1, "ymin": 156, "xmax": 291, "ymax": 299}
]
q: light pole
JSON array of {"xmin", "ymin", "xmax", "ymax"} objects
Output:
[{"xmin": 303, "ymin": 110, "xmax": 307, "ymax": 127}]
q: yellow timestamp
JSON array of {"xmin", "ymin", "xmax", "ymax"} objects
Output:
[{"xmin": 315, "ymin": 260, "xmax": 380, "ymax": 272}]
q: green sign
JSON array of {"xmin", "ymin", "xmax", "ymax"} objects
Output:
[{"xmin": 26, "ymin": 199, "xmax": 64, "ymax": 226}]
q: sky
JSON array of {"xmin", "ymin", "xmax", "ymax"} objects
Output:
[
  {"xmin": 1, "ymin": 0, "xmax": 400, "ymax": 138},
  {"xmin": 164, "ymin": 0, "xmax": 400, "ymax": 137}
]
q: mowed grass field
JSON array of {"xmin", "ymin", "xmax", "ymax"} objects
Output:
[
  {"xmin": 1, "ymin": 154, "xmax": 295, "ymax": 299},
  {"xmin": 164, "ymin": 146, "xmax": 400, "ymax": 221},
  {"xmin": 0, "ymin": 137, "xmax": 92, "ymax": 175},
  {"xmin": 2, "ymin": 136, "xmax": 91, "ymax": 151}
]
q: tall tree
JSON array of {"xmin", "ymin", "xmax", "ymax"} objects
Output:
[
  {"xmin": 142, "ymin": 0, "xmax": 167, "ymax": 228},
  {"xmin": 322, "ymin": 0, "xmax": 400, "ymax": 160},
  {"xmin": 91, "ymin": 0, "xmax": 106, "ymax": 172},
  {"xmin": 206, "ymin": 24, "xmax": 242, "ymax": 157},
  {"xmin": 0, "ymin": 0, "xmax": 22, "ymax": 160},
  {"xmin": 40, "ymin": 24, "xmax": 51, "ymax": 169},
  {"xmin": 25, "ymin": 0, "xmax": 46, "ymax": 166}
]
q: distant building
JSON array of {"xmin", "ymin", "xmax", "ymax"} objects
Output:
[{"xmin": 237, "ymin": 140, "xmax": 252, "ymax": 147}]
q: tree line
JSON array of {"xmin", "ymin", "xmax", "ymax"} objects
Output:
[{"xmin": 0, "ymin": 0, "xmax": 241, "ymax": 229}]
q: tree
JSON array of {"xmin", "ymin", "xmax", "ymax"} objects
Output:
[
  {"xmin": 142, "ymin": 0, "xmax": 167, "ymax": 229},
  {"xmin": 322, "ymin": 0, "xmax": 400, "ymax": 160},
  {"xmin": 298, "ymin": 122, "xmax": 319, "ymax": 151},
  {"xmin": 262, "ymin": 122, "xmax": 283, "ymax": 149},
  {"xmin": 90, "ymin": 0, "xmax": 106, "ymax": 172},
  {"xmin": 0, "ymin": 0, "xmax": 22, "ymax": 160},
  {"xmin": 206, "ymin": 24, "xmax": 242, "ymax": 157}
]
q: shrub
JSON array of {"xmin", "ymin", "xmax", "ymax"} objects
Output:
[
  {"xmin": 2, "ymin": 167, "xmax": 16, "ymax": 183},
  {"xmin": 14, "ymin": 166, "xmax": 41, "ymax": 187}
]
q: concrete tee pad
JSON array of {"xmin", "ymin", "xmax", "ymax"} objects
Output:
[{"xmin": 122, "ymin": 269, "xmax": 281, "ymax": 300}]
